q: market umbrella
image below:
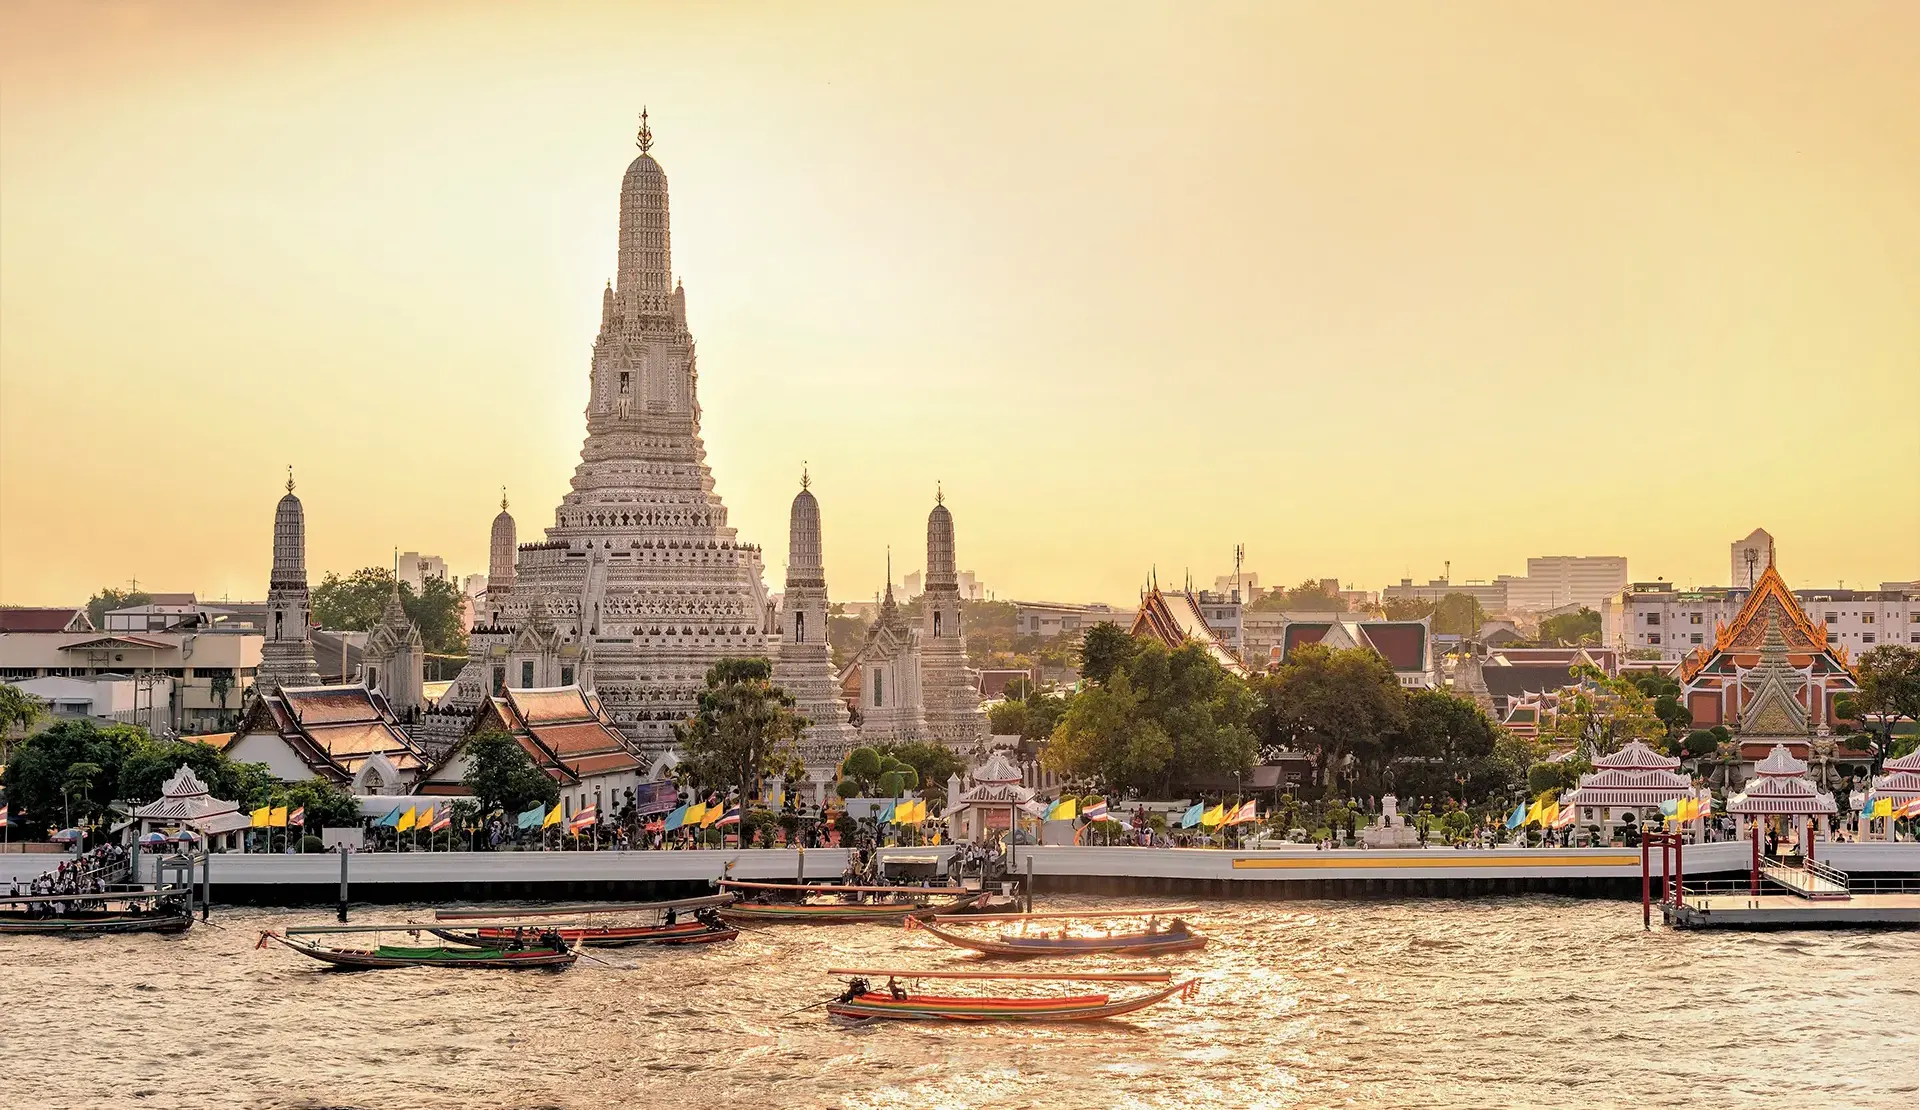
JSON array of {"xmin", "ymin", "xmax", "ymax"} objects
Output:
[
  {"xmin": 170, "ymin": 829, "xmax": 198, "ymax": 842},
  {"xmin": 51, "ymin": 828, "xmax": 82, "ymax": 842},
  {"xmin": 140, "ymin": 831, "xmax": 168, "ymax": 845}
]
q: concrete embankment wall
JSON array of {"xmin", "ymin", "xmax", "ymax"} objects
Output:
[{"xmin": 18, "ymin": 842, "xmax": 1905, "ymax": 907}]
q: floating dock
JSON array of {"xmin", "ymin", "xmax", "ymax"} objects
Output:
[{"xmin": 1664, "ymin": 891, "xmax": 1920, "ymax": 930}]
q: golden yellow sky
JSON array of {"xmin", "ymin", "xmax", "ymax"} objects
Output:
[{"xmin": 2, "ymin": 1, "xmax": 1916, "ymax": 607}]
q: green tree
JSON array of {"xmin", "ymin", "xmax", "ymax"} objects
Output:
[
  {"xmin": 674, "ymin": 657, "xmax": 806, "ymax": 799},
  {"xmin": 1391, "ymin": 688, "xmax": 1508, "ymax": 802},
  {"xmin": 1254, "ymin": 643, "xmax": 1406, "ymax": 790},
  {"xmin": 1382, "ymin": 597, "xmax": 1435, "ymax": 621},
  {"xmin": 1429, "ymin": 592, "xmax": 1488, "ymax": 638},
  {"xmin": 880, "ymin": 742, "xmax": 963, "ymax": 801},
  {"xmin": 282, "ymin": 777, "xmax": 363, "ymax": 830},
  {"xmin": 461, "ymin": 729, "xmax": 560, "ymax": 818},
  {"xmin": 1541, "ymin": 663, "xmax": 1666, "ymax": 756},
  {"xmin": 834, "ymin": 746, "xmax": 919, "ymax": 799},
  {"xmin": 0, "ymin": 684, "xmax": 47, "ymax": 760},
  {"xmin": 1538, "ymin": 607, "xmax": 1602, "ymax": 646},
  {"xmin": 1078, "ymin": 622, "xmax": 1137, "ymax": 685},
  {"xmin": 312, "ymin": 567, "xmax": 468, "ymax": 653},
  {"xmin": 85, "ymin": 586, "xmax": 151, "ymax": 630},
  {"xmin": 1250, "ymin": 578, "xmax": 1348, "ymax": 613},
  {"xmin": 827, "ymin": 603, "xmax": 871, "ymax": 671},
  {"xmin": 0, "ymin": 719, "xmax": 145, "ymax": 833},
  {"xmin": 1044, "ymin": 641, "xmax": 1254, "ymax": 795},
  {"xmin": 1840, "ymin": 645, "xmax": 1920, "ymax": 771}
]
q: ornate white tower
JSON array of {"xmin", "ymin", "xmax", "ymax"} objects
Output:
[
  {"xmin": 257, "ymin": 469, "xmax": 321, "ymax": 691},
  {"xmin": 452, "ymin": 111, "xmax": 770, "ymax": 756},
  {"xmin": 488, "ymin": 488, "xmax": 517, "ymax": 606},
  {"xmin": 361, "ymin": 576, "xmax": 425, "ymax": 725},
  {"xmin": 773, "ymin": 468, "xmax": 859, "ymax": 795},
  {"xmin": 919, "ymin": 487, "xmax": 987, "ymax": 751}
]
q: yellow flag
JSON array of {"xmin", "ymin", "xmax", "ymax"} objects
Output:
[
  {"xmin": 902, "ymin": 800, "xmax": 925, "ymax": 823},
  {"xmin": 700, "ymin": 803, "xmax": 722, "ymax": 828},
  {"xmin": 1524, "ymin": 798, "xmax": 1542, "ymax": 826},
  {"xmin": 250, "ymin": 806, "xmax": 270, "ymax": 828},
  {"xmin": 912, "ymin": 799, "xmax": 929, "ymax": 823},
  {"xmin": 1872, "ymin": 797, "xmax": 1894, "ymax": 820},
  {"xmin": 1052, "ymin": 798, "xmax": 1078, "ymax": 822},
  {"xmin": 1200, "ymin": 803, "xmax": 1225, "ymax": 827},
  {"xmin": 1542, "ymin": 801, "xmax": 1560, "ymax": 827},
  {"xmin": 395, "ymin": 807, "xmax": 416, "ymax": 833},
  {"xmin": 268, "ymin": 806, "xmax": 289, "ymax": 828},
  {"xmin": 416, "ymin": 806, "xmax": 434, "ymax": 831},
  {"xmin": 542, "ymin": 802, "xmax": 563, "ymax": 828},
  {"xmin": 684, "ymin": 802, "xmax": 707, "ymax": 827}
]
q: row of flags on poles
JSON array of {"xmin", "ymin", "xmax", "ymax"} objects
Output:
[
  {"xmin": 1174, "ymin": 800, "xmax": 1258, "ymax": 829},
  {"xmin": 373, "ymin": 805, "xmax": 452, "ymax": 833},
  {"xmin": 1859, "ymin": 794, "xmax": 1920, "ymax": 820},
  {"xmin": 1042, "ymin": 797, "xmax": 1119, "ymax": 823},
  {"xmin": 661, "ymin": 800, "xmax": 741, "ymax": 831},
  {"xmin": 878, "ymin": 799, "xmax": 929, "ymax": 825},
  {"xmin": 248, "ymin": 806, "xmax": 306, "ymax": 828}
]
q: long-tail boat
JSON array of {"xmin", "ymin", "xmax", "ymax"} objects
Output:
[
  {"xmin": 429, "ymin": 895, "xmax": 738, "ymax": 947},
  {"xmin": 820, "ymin": 968, "xmax": 1198, "ymax": 1023},
  {"xmin": 258, "ymin": 924, "xmax": 577, "ymax": 970},
  {"xmin": 906, "ymin": 906, "xmax": 1207, "ymax": 958},
  {"xmin": 716, "ymin": 880, "xmax": 980, "ymax": 925},
  {"xmin": 0, "ymin": 890, "xmax": 194, "ymax": 936}
]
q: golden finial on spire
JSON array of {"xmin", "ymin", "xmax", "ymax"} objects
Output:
[
  {"xmin": 801, "ymin": 461, "xmax": 810, "ymax": 490},
  {"xmin": 286, "ymin": 465, "xmax": 295, "ymax": 494},
  {"xmin": 936, "ymin": 480, "xmax": 943, "ymax": 505},
  {"xmin": 636, "ymin": 107, "xmax": 653, "ymax": 154},
  {"xmin": 501, "ymin": 486, "xmax": 510, "ymax": 512}
]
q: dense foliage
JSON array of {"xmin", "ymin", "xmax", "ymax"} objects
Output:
[
  {"xmin": 1043, "ymin": 640, "xmax": 1257, "ymax": 796},
  {"xmin": 461, "ymin": 729, "xmax": 560, "ymax": 817},
  {"xmin": 673, "ymin": 657, "xmax": 806, "ymax": 800},
  {"xmin": 84, "ymin": 586, "xmax": 151, "ymax": 630},
  {"xmin": 311, "ymin": 566, "xmax": 469, "ymax": 654}
]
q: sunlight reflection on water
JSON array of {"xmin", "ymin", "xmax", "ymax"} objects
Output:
[{"xmin": 2, "ymin": 895, "xmax": 1915, "ymax": 1110}]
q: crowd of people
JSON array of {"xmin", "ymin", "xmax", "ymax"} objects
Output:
[{"xmin": 6, "ymin": 842, "xmax": 131, "ymax": 913}]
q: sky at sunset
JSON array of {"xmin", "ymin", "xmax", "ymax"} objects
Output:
[{"xmin": 2, "ymin": 1, "xmax": 1916, "ymax": 608}]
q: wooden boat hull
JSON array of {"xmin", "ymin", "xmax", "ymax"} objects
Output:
[
  {"xmin": 0, "ymin": 911, "xmax": 193, "ymax": 937},
  {"xmin": 721, "ymin": 892, "xmax": 978, "ymax": 926},
  {"xmin": 827, "ymin": 979, "xmax": 1196, "ymax": 1022},
  {"xmin": 431, "ymin": 922, "xmax": 737, "ymax": 948},
  {"xmin": 911, "ymin": 917, "xmax": 1207, "ymax": 958},
  {"xmin": 267, "ymin": 933, "xmax": 576, "ymax": 970}
]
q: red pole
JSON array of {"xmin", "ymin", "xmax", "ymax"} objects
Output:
[
  {"xmin": 1641, "ymin": 833, "xmax": 1651, "ymax": 930},
  {"xmin": 1673, "ymin": 832, "xmax": 1684, "ymax": 908}
]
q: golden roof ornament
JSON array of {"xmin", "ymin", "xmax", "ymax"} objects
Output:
[
  {"xmin": 501, "ymin": 486, "xmax": 510, "ymax": 512},
  {"xmin": 636, "ymin": 107, "xmax": 653, "ymax": 154},
  {"xmin": 286, "ymin": 465, "xmax": 295, "ymax": 494},
  {"xmin": 801, "ymin": 461, "xmax": 810, "ymax": 491}
]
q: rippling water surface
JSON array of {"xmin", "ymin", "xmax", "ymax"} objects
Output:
[{"xmin": 4, "ymin": 896, "xmax": 1916, "ymax": 1109}]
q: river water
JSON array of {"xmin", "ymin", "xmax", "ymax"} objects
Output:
[{"xmin": 2, "ymin": 896, "xmax": 1915, "ymax": 1110}]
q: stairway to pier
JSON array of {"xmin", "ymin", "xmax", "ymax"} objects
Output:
[{"xmin": 1760, "ymin": 859, "xmax": 1851, "ymax": 900}]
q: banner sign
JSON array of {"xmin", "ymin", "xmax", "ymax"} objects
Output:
[{"xmin": 635, "ymin": 780, "xmax": 680, "ymax": 817}]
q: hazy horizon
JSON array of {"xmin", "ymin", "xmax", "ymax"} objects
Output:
[{"xmin": 3, "ymin": 1, "xmax": 1916, "ymax": 607}]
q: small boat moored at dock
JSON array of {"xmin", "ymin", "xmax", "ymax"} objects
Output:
[
  {"xmin": 258, "ymin": 923, "xmax": 578, "ymax": 970},
  {"xmin": 0, "ymin": 889, "xmax": 195, "ymax": 937},
  {"xmin": 431, "ymin": 895, "xmax": 738, "ymax": 947},
  {"xmin": 717, "ymin": 880, "xmax": 981, "ymax": 925}
]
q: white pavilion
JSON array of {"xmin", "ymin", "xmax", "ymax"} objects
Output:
[
  {"xmin": 131, "ymin": 766, "xmax": 253, "ymax": 852},
  {"xmin": 944, "ymin": 750, "xmax": 1038, "ymax": 843},
  {"xmin": 1727, "ymin": 744, "xmax": 1837, "ymax": 852},
  {"xmin": 1561, "ymin": 739, "xmax": 1704, "ymax": 841}
]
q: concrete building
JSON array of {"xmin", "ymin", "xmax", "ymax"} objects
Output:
[
  {"xmin": 1011, "ymin": 601, "xmax": 1132, "ymax": 639},
  {"xmin": 1498, "ymin": 556, "xmax": 1629, "ymax": 613},
  {"xmin": 1606, "ymin": 580, "xmax": 1920, "ymax": 661},
  {"xmin": 1731, "ymin": 528, "xmax": 1774, "ymax": 590},
  {"xmin": 0, "ymin": 629, "xmax": 261, "ymax": 733},
  {"xmin": 1383, "ymin": 577, "xmax": 1508, "ymax": 611},
  {"xmin": 5, "ymin": 674, "xmax": 153, "ymax": 727},
  {"xmin": 903, "ymin": 569, "xmax": 984, "ymax": 601},
  {"xmin": 396, "ymin": 552, "xmax": 450, "ymax": 593}
]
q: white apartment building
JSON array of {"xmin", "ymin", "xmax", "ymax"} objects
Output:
[
  {"xmin": 1499, "ymin": 556, "xmax": 1629, "ymax": 613},
  {"xmin": 0, "ymin": 629, "xmax": 263, "ymax": 733},
  {"xmin": 397, "ymin": 552, "xmax": 450, "ymax": 593},
  {"xmin": 1011, "ymin": 601, "xmax": 1132, "ymax": 640},
  {"xmin": 1383, "ymin": 577, "xmax": 1508, "ymax": 611},
  {"xmin": 1606, "ymin": 581, "xmax": 1920, "ymax": 661},
  {"xmin": 1730, "ymin": 529, "xmax": 1774, "ymax": 590}
]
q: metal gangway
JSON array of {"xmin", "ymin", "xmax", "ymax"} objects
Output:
[{"xmin": 1760, "ymin": 857, "xmax": 1851, "ymax": 900}]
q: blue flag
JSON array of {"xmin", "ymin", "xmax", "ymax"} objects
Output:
[
  {"xmin": 877, "ymin": 801, "xmax": 897, "ymax": 824},
  {"xmin": 376, "ymin": 807, "xmax": 404, "ymax": 828},
  {"xmin": 1179, "ymin": 802, "xmax": 1205, "ymax": 828},
  {"xmin": 516, "ymin": 805, "xmax": 545, "ymax": 830},
  {"xmin": 1504, "ymin": 801, "xmax": 1527, "ymax": 830},
  {"xmin": 663, "ymin": 803, "xmax": 690, "ymax": 832}
]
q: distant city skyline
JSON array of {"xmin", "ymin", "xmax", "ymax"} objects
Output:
[{"xmin": 3, "ymin": 3, "xmax": 1917, "ymax": 605}]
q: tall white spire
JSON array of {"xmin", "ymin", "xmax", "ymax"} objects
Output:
[
  {"xmin": 258, "ymin": 468, "xmax": 321, "ymax": 691},
  {"xmin": 774, "ymin": 472, "xmax": 857, "ymax": 791}
]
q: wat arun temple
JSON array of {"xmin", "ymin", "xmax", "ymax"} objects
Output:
[{"xmin": 413, "ymin": 114, "xmax": 986, "ymax": 785}]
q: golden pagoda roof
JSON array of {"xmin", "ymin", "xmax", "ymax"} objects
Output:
[{"xmin": 1678, "ymin": 558, "xmax": 1849, "ymax": 682}]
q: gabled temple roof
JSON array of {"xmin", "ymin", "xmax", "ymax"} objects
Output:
[
  {"xmin": 1681, "ymin": 559, "xmax": 1848, "ymax": 682},
  {"xmin": 1279, "ymin": 617, "xmax": 1429, "ymax": 674},
  {"xmin": 1129, "ymin": 588, "xmax": 1248, "ymax": 676},
  {"xmin": 238, "ymin": 684, "xmax": 425, "ymax": 783},
  {"xmin": 1728, "ymin": 743, "xmax": 1836, "ymax": 815},
  {"xmin": 427, "ymin": 685, "xmax": 646, "ymax": 788}
]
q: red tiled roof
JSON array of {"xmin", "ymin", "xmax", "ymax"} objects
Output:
[
  {"xmin": 282, "ymin": 686, "xmax": 387, "ymax": 726},
  {"xmin": 0, "ymin": 608, "xmax": 93, "ymax": 632},
  {"xmin": 1357, "ymin": 623, "xmax": 1427, "ymax": 672},
  {"xmin": 508, "ymin": 686, "xmax": 595, "ymax": 725}
]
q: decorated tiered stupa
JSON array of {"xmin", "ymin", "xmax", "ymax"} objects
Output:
[
  {"xmin": 430, "ymin": 113, "xmax": 769, "ymax": 756},
  {"xmin": 918, "ymin": 490, "xmax": 989, "ymax": 750},
  {"xmin": 771, "ymin": 470, "xmax": 859, "ymax": 795},
  {"xmin": 256, "ymin": 470, "xmax": 322, "ymax": 692}
]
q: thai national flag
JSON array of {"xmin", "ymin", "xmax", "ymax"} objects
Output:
[
  {"xmin": 288, "ymin": 806, "xmax": 305, "ymax": 828},
  {"xmin": 430, "ymin": 810, "xmax": 452, "ymax": 832},
  {"xmin": 1081, "ymin": 798, "xmax": 1109, "ymax": 821},
  {"xmin": 714, "ymin": 805, "xmax": 742, "ymax": 827},
  {"xmin": 0, "ymin": 805, "xmax": 9, "ymax": 825},
  {"xmin": 568, "ymin": 805, "xmax": 599, "ymax": 832}
]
